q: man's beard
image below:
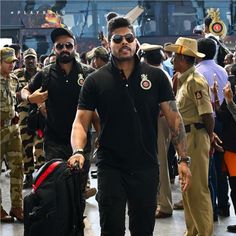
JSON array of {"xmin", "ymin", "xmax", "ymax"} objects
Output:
[
  {"xmin": 26, "ymin": 63, "xmax": 36, "ymax": 70},
  {"xmin": 115, "ymin": 56, "xmax": 133, "ymax": 62},
  {"xmin": 57, "ymin": 52, "xmax": 74, "ymax": 64},
  {"xmin": 115, "ymin": 46, "xmax": 134, "ymax": 62}
]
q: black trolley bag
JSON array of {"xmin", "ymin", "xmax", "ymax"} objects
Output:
[{"xmin": 24, "ymin": 159, "xmax": 84, "ymax": 236}]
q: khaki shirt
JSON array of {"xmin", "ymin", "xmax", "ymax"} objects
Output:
[
  {"xmin": 176, "ymin": 66, "xmax": 213, "ymax": 125},
  {"xmin": 0, "ymin": 73, "xmax": 18, "ymax": 121}
]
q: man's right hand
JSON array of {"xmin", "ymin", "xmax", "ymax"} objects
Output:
[
  {"xmin": 67, "ymin": 154, "xmax": 85, "ymax": 169},
  {"xmin": 223, "ymin": 82, "xmax": 233, "ymax": 104},
  {"xmin": 28, "ymin": 87, "xmax": 48, "ymax": 104}
]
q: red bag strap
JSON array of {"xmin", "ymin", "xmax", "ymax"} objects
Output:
[{"xmin": 32, "ymin": 161, "xmax": 61, "ymax": 192}]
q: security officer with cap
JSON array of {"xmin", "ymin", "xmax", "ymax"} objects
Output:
[
  {"xmin": 15, "ymin": 48, "xmax": 45, "ymax": 189},
  {"xmin": 140, "ymin": 43, "xmax": 173, "ymax": 218},
  {"xmin": 0, "ymin": 47, "xmax": 24, "ymax": 222},
  {"xmin": 86, "ymin": 46, "xmax": 109, "ymax": 69},
  {"xmin": 165, "ymin": 37, "xmax": 215, "ymax": 235}
]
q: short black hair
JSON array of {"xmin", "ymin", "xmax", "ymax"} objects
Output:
[
  {"xmin": 197, "ymin": 38, "xmax": 216, "ymax": 60},
  {"xmin": 177, "ymin": 54, "xmax": 195, "ymax": 65},
  {"xmin": 106, "ymin": 12, "xmax": 118, "ymax": 22},
  {"xmin": 144, "ymin": 49, "xmax": 164, "ymax": 65},
  {"xmin": 9, "ymin": 44, "xmax": 21, "ymax": 55},
  {"xmin": 107, "ymin": 16, "xmax": 134, "ymax": 41},
  {"xmin": 204, "ymin": 16, "xmax": 212, "ymax": 28}
]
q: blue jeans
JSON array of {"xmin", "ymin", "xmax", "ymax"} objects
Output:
[{"xmin": 208, "ymin": 156, "xmax": 217, "ymax": 215}]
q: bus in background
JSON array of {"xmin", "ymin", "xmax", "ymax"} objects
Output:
[{"xmin": 1, "ymin": 0, "xmax": 236, "ymax": 56}]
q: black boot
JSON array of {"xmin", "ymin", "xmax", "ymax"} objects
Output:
[
  {"xmin": 23, "ymin": 174, "xmax": 33, "ymax": 189},
  {"xmin": 227, "ymin": 225, "xmax": 236, "ymax": 233}
]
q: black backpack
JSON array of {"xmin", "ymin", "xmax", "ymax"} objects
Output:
[
  {"xmin": 24, "ymin": 159, "xmax": 84, "ymax": 236},
  {"xmin": 209, "ymin": 36, "xmax": 231, "ymax": 67}
]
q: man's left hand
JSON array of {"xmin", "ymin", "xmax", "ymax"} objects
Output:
[{"xmin": 178, "ymin": 163, "xmax": 191, "ymax": 192}]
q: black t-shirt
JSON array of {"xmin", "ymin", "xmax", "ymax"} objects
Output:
[
  {"xmin": 79, "ymin": 57, "xmax": 175, "ymax": 170},
  {"xmin": 28, "ymin": 59, "xmax": 95, "ymax": 148}
]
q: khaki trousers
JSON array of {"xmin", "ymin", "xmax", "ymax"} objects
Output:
[
  {"xmin": 183, "ymin": 125, "xmax": 213, "ymax": 236},
  {"xmin": 157, "ymin": 116, "xmax": 172, "ymax": 214}
]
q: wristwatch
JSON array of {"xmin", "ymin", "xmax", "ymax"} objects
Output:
[
  {"xmin": 72, "ymin": 148, "xmax": 84, "ymax": 156},
  {"xmin": 177, "ymin": 156, "xmax": 191, "ymax": 166}
]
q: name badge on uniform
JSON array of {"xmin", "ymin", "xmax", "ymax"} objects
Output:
[
  {"xmin": 140, "ymin": 74, "xmax": 152, "ymax": 90},
  {"xmin": 195, "ymin": 90, "xmax": 203, "ymax": 99},
  {"xmin": 77, "ymin": 73, "xmax": 85, "ymax": 86}
]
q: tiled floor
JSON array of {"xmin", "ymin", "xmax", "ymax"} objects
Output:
[{"xmin": 1, "ymin": 165, "xmax": 235, "ymax": 236}]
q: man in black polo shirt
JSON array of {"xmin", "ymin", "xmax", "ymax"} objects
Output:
[
  {"xmin": 21, "ymin": 28, "xmax": 96, "ymax": 199},
  {"xmin": 68, "ymin": 17, "xmax": 191, "ymax": 236}
]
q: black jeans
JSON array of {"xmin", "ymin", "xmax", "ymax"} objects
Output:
[
  {"xmin": 96, "ymin": 166, "xmax": 159, "ymax": 236},
  {"xmin": 213, "ymin": 119, "xmax": 230, "ymax": 210}
]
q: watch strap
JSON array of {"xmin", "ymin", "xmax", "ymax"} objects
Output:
[{"xmin": 72, "ymin": 149, "xmax": 84, "ymax": 156}]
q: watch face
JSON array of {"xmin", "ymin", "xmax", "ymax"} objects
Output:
[{"xmin": 178, "ymin": 157, "xmax": 191, "ymax": 166}]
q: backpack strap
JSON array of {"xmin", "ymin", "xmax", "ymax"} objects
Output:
[
  {"xmin": 208, "ymin": 36, "xmax": 231, "ymax": 53},
  {"xmin": 33, "ymin": 161, "xmax": 62, "ymax": 192},
  {"xmin": 41, "ymin": 65, "xmax": 52, "ymax": 92}
]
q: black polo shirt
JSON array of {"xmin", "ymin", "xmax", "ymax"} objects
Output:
[
  {"xmin": 28, "ymin": 59, "xmax": 94, "ymax": 148},
  {"xmin": 79, "ymin": 57, "xmax": 175, "ymax": 170}
]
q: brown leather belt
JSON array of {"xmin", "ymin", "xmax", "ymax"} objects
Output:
[{"xmin": 185, "ymin": 123, "xmax": 205, "ymax": 133}]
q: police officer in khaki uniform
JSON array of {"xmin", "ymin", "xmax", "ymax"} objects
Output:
[
  {"xmin": 15, "ymin": 48, "xmax": 45, "ymax": 189},
  {"xmin": 165, "ymin": 38, "xmax": 214, "ymax": 236},
  {"xmin": 0, "ymin": 47, "xmax": 24, "ymax": 222},
  {"xmin": 140, "ymin": 43, "xmax": 173, "ymax": 218}
]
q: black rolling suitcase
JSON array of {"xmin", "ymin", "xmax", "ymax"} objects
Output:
[{"xmin": 24, "ymin": 159, "xmax": 84, "ymax": 236}]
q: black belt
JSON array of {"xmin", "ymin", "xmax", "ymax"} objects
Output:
[{"xmin": 185, "ymin": 123, "xmax": 205, "ymax": 133}]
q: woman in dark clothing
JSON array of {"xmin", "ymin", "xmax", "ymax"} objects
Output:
[{"xmin": 214, "ymin": 78, "xmax": 236, "ymax": 233}]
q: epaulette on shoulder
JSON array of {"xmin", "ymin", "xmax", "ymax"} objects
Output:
[{"xmin": 191, "ymin": 71, "xmax": 207, "ymax": 86}]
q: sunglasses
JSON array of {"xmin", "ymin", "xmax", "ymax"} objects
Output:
[
  {"xmin": 55, "ymin": 42, "xmax": 74, "ymax": 50},
  {"xmin": 111, "ymin": 33, "xmax": 135, "ymax": 44}
]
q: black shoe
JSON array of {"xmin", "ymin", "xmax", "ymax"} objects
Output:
[
  {"xmin": 227, "ymin": 225, "xmax": 236, "ymax": 233},
  {"xmin": 23, "ymin": 174, "xmax": 33, "ymax": 189}
]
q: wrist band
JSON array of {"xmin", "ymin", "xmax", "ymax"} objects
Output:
[{"xmin": 73, "ymin": 148, "xmax": 84, "ymax": 156}]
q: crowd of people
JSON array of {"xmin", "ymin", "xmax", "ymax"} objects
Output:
[{"xmin": 1, "ymin": 11, "xmax": 236, "ymax": 236}]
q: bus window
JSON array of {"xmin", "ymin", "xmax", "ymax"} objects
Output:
[{"xmin": 22, "ymin": 36, "xmax": 50, "ymax": 56}]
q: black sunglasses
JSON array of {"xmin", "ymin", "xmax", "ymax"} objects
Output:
[
  {"xmin": 55, "ymin": 42, "xmax": 74, "ymax": 50},
  {"xmin": 111, "ymin": 33, "xmax": 135, "ymax": 44}
]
